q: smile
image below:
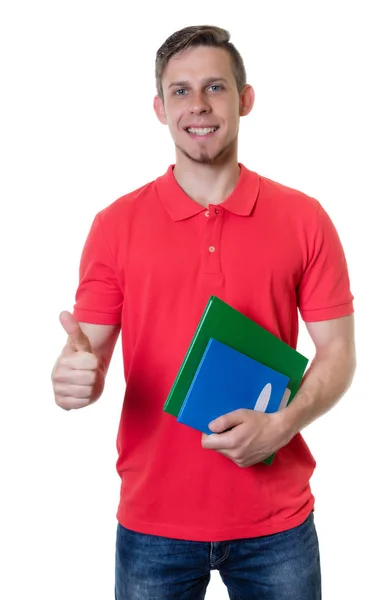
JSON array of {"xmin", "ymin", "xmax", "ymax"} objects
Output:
[{"xmin": 186, "ymin": 126, "xmax": 219, "ymax": 136}]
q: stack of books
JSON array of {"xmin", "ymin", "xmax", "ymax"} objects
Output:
[{"xmin": 163, "ymin": 296, "xmax": 308, "ymax": 464}]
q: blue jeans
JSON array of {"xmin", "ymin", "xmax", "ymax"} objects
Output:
[{"xmin": 115, "ymin": 512, "xmax": 321, "ymax": 599}]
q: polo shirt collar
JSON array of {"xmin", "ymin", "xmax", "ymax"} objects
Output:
[{"xmin": 156, "ymin": 163, "xmax": 260, "ymax": 222}]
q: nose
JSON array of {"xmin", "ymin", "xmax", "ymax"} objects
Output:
[{"xmin": 190, "ymin": 91, "xmax": 211, "ymax": 115}]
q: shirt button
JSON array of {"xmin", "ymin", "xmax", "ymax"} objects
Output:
[
  {"xmin": 205, "ymin": 210, "xmax": 210, "ymax": 217},
  {"xmin": 215, "ymin": 209, "xmax": 220, "ymax": 214},
  {"xmin": 209, "ymin": 245, "xmax": 216, "ymax": 253}
]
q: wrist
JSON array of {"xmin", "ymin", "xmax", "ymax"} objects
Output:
[
  {"xmin": 278, "ymin": 390, "xmax": 312, "ymax": 440},
  {"xmin": 274, "ymin": 397, "xmax": 305, "ymax": 444}
]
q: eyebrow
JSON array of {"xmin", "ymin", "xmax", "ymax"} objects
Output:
[{"xmin": 168, "ymin": 77, "xmax": 229, "ymax": 89}]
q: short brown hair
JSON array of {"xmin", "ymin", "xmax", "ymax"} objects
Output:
[{"xmin": 155, "ymin": 25, "xmax": 247, "ymax": 98}]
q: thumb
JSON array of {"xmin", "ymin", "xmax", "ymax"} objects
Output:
[
  {"xmin": 59, "ymin": 311, "xmax": 92, "ymax": 352},
  {"xmin": 208, "ymin": 409, "xmax": 246, "ymax": 433}
]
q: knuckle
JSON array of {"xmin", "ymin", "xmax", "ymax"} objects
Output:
[
  {"xmin": 53, "ymin": 381, "xmax": 65, "ymax": 394},
  {"xmin": 80, "ymin": 352, "xmax": 99, "ymax": 370},
  {"xmin": 231, "ymin": 449, "xmax": 243, "ymax": 461},
  {"xmin": 233, "ymin": 454, "xmax": 246, "ymax": 467},
  {"xmin": 53, "ymin": 368, "xmax": 68, "ymax": 383}
]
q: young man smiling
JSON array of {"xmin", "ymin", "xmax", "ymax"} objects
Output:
[{"xmin": 52, "ymin": 25, "xmax": 356, "ymax": 599}]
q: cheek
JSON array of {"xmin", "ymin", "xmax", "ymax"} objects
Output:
[
  {"xmin": 217, "ymin": 100, "xmax": 239, "ymax": 127},
  {"xmin": 168, "ymin": 120, "xmax": 182, "ymax": 136},
  {"xmin": 228, "ymin": 103, "xmax": 240, "ymax": 121},
  {"xmin": 228, "ymin": 110, "xmax": 240, "ymax": 133},
  {"xmin": 165, "ymin": 107, "xmax": 183, "ymax": 132}
]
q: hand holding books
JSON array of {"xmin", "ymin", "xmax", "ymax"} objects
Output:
[{"xmin": 164, "ymin": 296, "xmax": 308, "ymax": 464}]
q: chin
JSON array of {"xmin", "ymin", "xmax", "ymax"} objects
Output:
[{"xmin": 177, "ymin": 142, "xmax": 233, "ymax": 166}]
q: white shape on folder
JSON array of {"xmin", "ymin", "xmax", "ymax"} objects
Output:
[
  {"xmin": 254, "ymin": 383, "xmax": 272, "ymax": 411},
  {"xmin": 254, "ymin": 384, "xmax": 291, "ymax": 412},
  {"xmin": 278, "ymin": 388, "xmax": 291, "ymax": 410}
]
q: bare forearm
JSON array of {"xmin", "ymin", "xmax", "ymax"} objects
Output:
[{"xmin": 280, "ymin": 344, "xmax": 356, "ymax": 440}]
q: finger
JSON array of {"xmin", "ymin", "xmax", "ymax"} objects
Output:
[
  {"xmin": 53, "ymin": 367, "xmax": 97, "ymax": 386},
  {"xmin": 59, "ymin": 311, "xmax": 92, "ymax": 353},
  {"xmin": 55, "ymin": 395, "xmax": 91, "ymax": 410},
  {"xmin": 60, "ymin": 352, "xmax": 99, "ymax": 371},
  {"xmin": 201, "ymin": 436, "xmax": 242, "ymax": 463},
  {"xmin": 54, "ymin": 383, "xmax": 93, "ymax": 399},
  {"xmin": 201, "ymin": 431, "xmax": 236, "ymax": 450},
  {"xmin": 208, "ymin": 409, "xmax": 247, "ymax": 433}
]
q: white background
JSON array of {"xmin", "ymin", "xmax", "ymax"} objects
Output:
[{"xmin": 1, "ymin": 1, "xmax": 389, "ymax": 598}]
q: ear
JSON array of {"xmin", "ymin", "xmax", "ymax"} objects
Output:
[
  {"xmin": 239, "ymin": 85, "xmax": 255, "ymax": 117},
  {"xmin": 153, "ymin": 95, "xmax": 167, "ymax": 124}
]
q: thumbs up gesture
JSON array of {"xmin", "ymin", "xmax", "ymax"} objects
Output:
[
  {"xmin": 52, "ymin": 311, "xmax": 102, "ymax": 410},
  {"xmin": 60, "ymin": 311, "xmax": 93, "ymax": 353}
]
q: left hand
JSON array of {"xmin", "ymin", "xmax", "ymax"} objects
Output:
[{"xmin": 201, "ymin": 408, "xmax": 292, "ymax": 467}]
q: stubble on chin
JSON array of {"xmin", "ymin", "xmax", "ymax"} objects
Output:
[{"xmin": 175, "ymin": 138, "xmax": 236, "ymax": 166}]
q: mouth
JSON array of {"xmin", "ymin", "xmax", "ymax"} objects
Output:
[{"xmin": 185, "ymin": 126, "xmax": 219, "ymax": 138}]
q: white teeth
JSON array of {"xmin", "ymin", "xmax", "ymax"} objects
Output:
[{"xmin": 187, "ymin": 127, "xmax": 218, "ymax": 135}]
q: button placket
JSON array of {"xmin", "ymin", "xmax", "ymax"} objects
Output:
[{"xmin": 202, "ymin": 205, "xmax": 223, "ymax": 276}]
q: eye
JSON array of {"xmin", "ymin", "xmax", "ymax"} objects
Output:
[
  {"xmin": 209, "ymin": 84, "xmax": 223, "ymax": 92},
  {"xmin": 174, "ymin": 88, "xmax": 187, "ymax": 96}
]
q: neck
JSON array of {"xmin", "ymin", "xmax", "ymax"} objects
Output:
[{"xmin": 173, "ymin": 153, "xmax": 241, "ymax": 208}]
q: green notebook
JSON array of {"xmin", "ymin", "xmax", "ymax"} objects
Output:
[{"xmin": 164, "ymin": 296, "xmax": 309, "ymax": 464}]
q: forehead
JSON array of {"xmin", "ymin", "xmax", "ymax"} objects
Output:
[{"xmin": 162, "ymin": 46, "xmax": 235, "ymax": 86}]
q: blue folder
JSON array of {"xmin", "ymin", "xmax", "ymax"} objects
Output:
[{"xmin": 177, "ymin": 338, "xmax": 291, "ymax": 434}]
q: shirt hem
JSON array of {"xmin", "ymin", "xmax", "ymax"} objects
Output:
[
  {"xmin": 116, "ymin": 500, "xmax": 315, "ymax": 542},
  {"xmin": 73, "ymin": 308, "xmax": 121, "ymax": 325},
  {"xmin": 300, "ymin": 301, "xmax": 354, "ymax": 322}
]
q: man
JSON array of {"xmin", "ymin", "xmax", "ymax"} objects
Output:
[{"xmin": 52, "ymin": 25, "xmax": 356, "ymax": 599}]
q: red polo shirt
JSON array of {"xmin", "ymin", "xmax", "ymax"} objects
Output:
[{"xmin": 73, "ymin": 164, "xmax": 354, "ymax": 541}]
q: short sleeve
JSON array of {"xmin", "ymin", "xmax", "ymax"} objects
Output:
[
  {"xmin": 297, "ymin": 202, "xmax": 354, "ymax": 322},
  {"xmin": 73, "ymin": 213, "xmax": 123, "ymax": 325}
]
